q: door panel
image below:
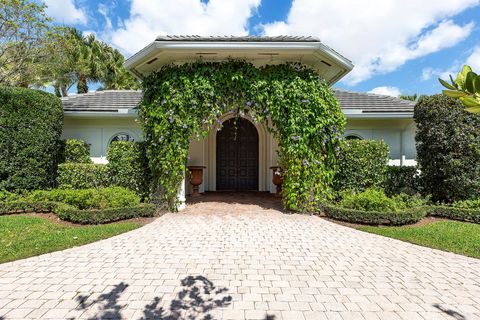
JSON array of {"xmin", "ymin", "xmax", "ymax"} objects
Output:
[{"xmin": 216, "ymin": 118, "xmax": 259, "ymax": 190}]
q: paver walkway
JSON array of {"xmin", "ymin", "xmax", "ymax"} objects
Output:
[{"xmin": 0, "ymin": 192, "xmax": 479, "ymax": 320}]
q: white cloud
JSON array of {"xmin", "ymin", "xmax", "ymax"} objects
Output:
[
  {"xmin": 106, "ymin": 0, "xmax": 261, "ymax": 56},
  {"xmin": 466, "ymin": 46, "xmax": 480, "ymax": 70},
  {"xmin": 261, "ymin": 0, "xmax": 478, "ymax": 85},
  {"xmin": 421, "ymin": 45, "xmax": 480, "ymax": 82},
  {"xmin": 44, "ymin": 0, "xmax": 87, "ymax": 25},
  {"xmin": 368, "ymin": 86, "xmax": 401, "ymax": 97}
]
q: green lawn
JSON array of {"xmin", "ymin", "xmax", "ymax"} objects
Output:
[
  {"xmin": 0, "ymin": 215, "xmax": 142, "ymax": 264},
  {"xmin": 359, "ymin": 220, "xmax": 480, "ymax": 259}
]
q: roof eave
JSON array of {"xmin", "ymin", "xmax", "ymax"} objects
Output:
[{"xmin": 124, "ymin": 40, "xmax": 354, "ymax": 84}]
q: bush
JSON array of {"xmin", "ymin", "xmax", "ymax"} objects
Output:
[
  {"xmin": 384, "ymin": 166, "xmax": 420, "ymax": 196},
  {"xmin": 64, "ymin": 139, "xmax": 92, "ymax": 163},
  {"xmin": 334, "ymin": 140, "xmax": 389, "ymax": 192},
  {"xmin": 0, "ymin": 201, "xmax": 59, "ymax": 215},
  {"xmin": 326, "ymin": 188, "xmax": 428, "ymax": 225},
  {"xmin": 0, "ymin": 87, "xmax": 63, "ymax": 191},
  {"xmin": 452, "ymin": 199, "xmax": 480, "ymax": 209},
  {"xmin": 0, "ymin": 190, "xmax": 20, "ymax": 202},
  {"xmin": 55, "ymin": 203, "xmax": 156, "ymax": 224},
  {"xmin": 107, "ymin": 141, "xmax": 151, "ymax": 199},
  {"xmin": 415, "ymin": 94, "xmax": 480, "ymax": 202},
  {"xmin": 428, "ymin": 206, "xmax": 480, "ymax": 224},
  {"xmin": 57, "ymin": 163, "xmax": 109, "ymax": 189},
  {"xmin": 25, "ymin": 187, "xmax": 140, "ymax": 210},
  {"xmin": 339, "ymin": 188, "xmax": 428, "ymax": 212},
  {"xmin": 323, "ymin": 205, "xmax": 427, "ymax": 225},
  {"xmin": 339, "ymin": 188, "xmax": 397, "ymax": 212}
]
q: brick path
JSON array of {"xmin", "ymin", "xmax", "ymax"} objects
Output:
[{"xmin": 0, "ymin": 192, "xmax": 479, "ymax": 320}]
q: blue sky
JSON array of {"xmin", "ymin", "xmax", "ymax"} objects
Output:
[{"xmin": 43, "ymin": 0, "xmax": 480, "ymax": 97}]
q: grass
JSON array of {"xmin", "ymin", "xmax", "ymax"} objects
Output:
[
  {"xmin": 0, "ymin": 215, "xmax": 142, "ymax": 264},
  {"xmin": 358, "ymin": 220, "xmax": 480, "ymax": 259}
]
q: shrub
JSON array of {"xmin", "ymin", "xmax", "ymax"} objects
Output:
[
  {"xmin": 0, "ymin": 201, "xmax": 59, "ymax": 215},
  {"xmin": 326, "ymin": 188, "xmax": 428, "ymax": 225},
  {"xmin": 25, "ymin": 187, "xmax": 140, "ymax": 210},
  {"xmin": 0, "ymin": 190, "xmax": 20, "ymax": 202},
  {"xmin": 57, "ymin": 163, "xmax": 109, "ymax": 189},
  {"xmin": 428, "ymin": 206, "xmax": 480, "ymax": 224},
  {"xmin": 55, "ymin": 203, "xmax": 156, "ymax": 224},
  {"xmin": 64, "ymin": 139, "xmax": 92, "ymax": 163},
  {"xmin": 415, "ymin": 94, "xmax": 480, "ymax": 202},
  {"xmin": 339, "ymin": 188, "xmax": 428, "ymax": 212},
  {"xmin": 107, "ymin": 141, "xmax": 151, "ymax": 199},
  {"xmin": 323, "ymin": 205, "xmax": 427, "ymax": 225},
  {"xmin": 339, "ymin": 189, "xmax": 397, "ymax": 212},
  {"xmin": 334, "ymin": 140, "xmax": 389, "ymax": 192},
  {"xmin": 451, "ymin": 198, "xmax": 480, "ymax": 209},
  {"xmin": 0, "ymin": 87, "xmax": 63, "ymax": 190},
  {"xmin": 385, "ymin": 166, "xmax": 420, "ymax": 196}
]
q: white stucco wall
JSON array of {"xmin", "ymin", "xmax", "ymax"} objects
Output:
[
  {"xmin": 62, "ymin": 116, "xmax": 142, "ymax": 163},
  {"xmin": 62, "ymin": 114, "xmax": 417, "ymax": 194}
]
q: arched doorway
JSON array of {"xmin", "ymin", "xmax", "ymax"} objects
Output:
[{"xmin": 216, "ymin": 118, "xmax": 259, "ymax": 190}]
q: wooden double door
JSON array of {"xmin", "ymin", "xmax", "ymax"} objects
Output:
[{"xmin": 216, "ymin": 118, "xmax": 259, "ymax": 191}]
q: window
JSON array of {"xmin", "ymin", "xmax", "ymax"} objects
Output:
[
  {"xmin": 110, "ymin": 133, "xmax": 135, "ymax": 144},
  {"xmin": 345, "ymin": 134, "xmax": 362, "ymax": 140}
]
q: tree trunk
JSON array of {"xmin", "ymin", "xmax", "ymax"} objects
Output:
[
  {"xmin": 54, "ymin": 84, "xmax": 61, "ymax": 97},
  {"xmin": 77, "ymin": 74, "xmax": 88, "ymax": 94},
  {"xmin": 61, "ymin": 84, "xmax": 68, "ymax": 97}
]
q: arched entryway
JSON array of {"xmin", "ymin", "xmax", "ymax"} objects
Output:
[{"xmin": 216, "ymin": 118, "xmax": 259, "ymax": 191}]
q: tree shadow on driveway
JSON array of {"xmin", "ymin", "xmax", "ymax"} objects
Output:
[
  {"xmin": 73, "ymin": 275, "xmax": 270, "ymax": 320},
  {"xmin": 433, "ymin": 304, "xmax": 466, "ymax": 320},
  {"xmin": 72, "ymin": 275, "xmax": 277, "ymax": 319}
]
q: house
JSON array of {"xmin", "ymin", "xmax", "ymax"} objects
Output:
[{"xmin": 61, "ymin": 36, "xmax": 416, "ymax": 202}]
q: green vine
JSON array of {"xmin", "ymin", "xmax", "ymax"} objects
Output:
[{"xmin": 140, "ymin": 61, "xmax": 345, "ymax": 212}]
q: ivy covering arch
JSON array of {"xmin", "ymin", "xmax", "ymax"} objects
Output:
[{"xmin": 139, "ymin": 61, "xmax": 346, "ymax": 212}]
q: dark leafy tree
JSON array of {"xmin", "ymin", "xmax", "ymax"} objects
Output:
[{"xmin": 415, "ymin": 94, "xmax": 480, "ymax": 202}]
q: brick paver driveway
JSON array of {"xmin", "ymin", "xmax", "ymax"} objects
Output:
[{"xmin": 1, "ymin": 193, "xmax": 479, "ymax": 320}]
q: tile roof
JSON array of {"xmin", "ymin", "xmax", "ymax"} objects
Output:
[
  {"xmin": 154, "ymin": 35, "xmax": 321, "ymax": 42},
  {"xmin": 61, "ymin": 90, "xmax": 143, "ymax": 112},
  {"xmin": 334, "ymin": 89, "xmax": 415, "ymax": 113},
  {"xmin": 61, "ymin": 89, "xmax": 414, "ymax": 114}
]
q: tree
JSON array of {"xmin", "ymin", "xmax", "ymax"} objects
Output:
[
  {"xmin": 399, "ymin": 94, "xmax": 427, "ymax": 103},
  {"xmin": 439, "ymin": 65, "xmax": 480, "ymax": 113},
  {"xmin": 0, "ymin": 0, "xmax": 50, "ymax": 86},
  {"xmin": 45, "ymin": 27, "xmax": 139, "ymax": 96}
]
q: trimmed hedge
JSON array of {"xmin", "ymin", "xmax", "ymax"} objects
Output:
[
  {"xmin": 0, "ymin": 87, "xmax": 63, "ymax": 191},
  {"xmin": 0, "ymin": 201, "xmax": 59, "ymax": 215},
  {"xmin": 57, "ymin": 163, "xmax": 109, "ymax": 189},
  {"xmin": 25, "ymin": 187, "xmax": 140, "ymax": 210},
  {"xmin": 107, "ymin": 141, "xmax": 151, "ymax": 199},
  {"xmin": 64, "ymin": 139, "xmax": 92, "ymax": 163},
  {"xmin": 54, "ymin": 203, "xmax": 156, "ymax": 224},
  {"xmin": 0, "ymin": 200, "xmax": 156, "ymax": 224},
  {"xmin": 334, "ymin": 139, "xmax": 389, "ymax": 192},
  {"xmin": 384, "ymin": 166, "xmax": 420, "ymax": 196},
  {"xmin": 428, "ymin": 206, "xmax": 480, "ymax": 224},
  {"xmin": 323, "ymin": 204, "xmax": 427, "ymax": 225},
  {"xmin": 415, "ymin": 95, "xmax": 480, "ymax": 202}
]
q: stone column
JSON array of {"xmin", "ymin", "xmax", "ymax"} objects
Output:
[{"xmin": 177, "ymin": 171, "xmax": 186, "ymax": 211}]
